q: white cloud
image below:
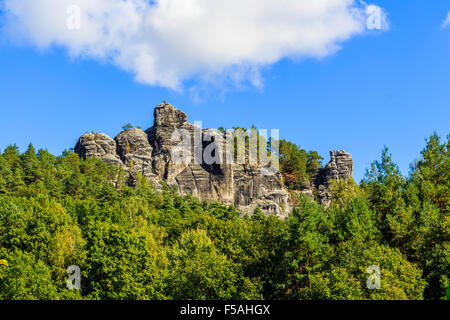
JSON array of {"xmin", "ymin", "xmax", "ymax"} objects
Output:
[
  {"xmin": 442, "ymin": 11, "xmax": 450, "ymax": 29},
  {"xmin": 1, "ymin": 0, "xmax": 387, "ymax": 90}
]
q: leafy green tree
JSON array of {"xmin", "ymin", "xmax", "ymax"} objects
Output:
[
  {"xmin": 362, "ymin": 147, "xmax": 408, "ymax": 243},
  {"xmin": 411, "ymin": 133, "xmax": 449, "ymax": 214},
  {"xmin": 328, "ymin": 195, "xmax": 380, "ymax": 243},
  {"xmin": 3, "ymin": 145, "xmax": 21, "ymax": 170},
  {"xmin": 422, "ymin": 243, "xmax": 449, "ymax": 299},
  {"xmin": 306, "ymin": 151, "xmax": 323, "ymax": 179},
  {"xmin": 0, "ymin": 250, "xmax": 59, "ymax": 300},
  {"xmin": 83, "ymin": 221, "xmax": 167, "ymax": 300},
  {"xmin": 333, "ymin": 240, "xmax": 426, "ymax": 300},
  {"xmin": 279, "ymin": 140, "xmax": 309, "ymax": 189},
  {"xmin": 284, "ymin": 195, "xmax": 332, "ymax": 298},
  {"xmin": 166, "ymin": 229, "xmax": 261, "ymax": 299},
  {"xmin": 0, "ymin": 154, "xmax": 12, "ymax": 194},
  {"xmin": 306, "ymin": 240, "xmax": 426, "ymax": 300},
  {"xmin": 329, "ymin": 178, "xmax": 360, "ymax": 209},
  {"xmin": 121, "ymin": 123, "xmax": 134, "ymax": 130}
]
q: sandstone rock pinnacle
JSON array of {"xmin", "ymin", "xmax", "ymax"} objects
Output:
[{"xmin": 74, "ymin": 103, "xmax": 353, "ymax": 216}]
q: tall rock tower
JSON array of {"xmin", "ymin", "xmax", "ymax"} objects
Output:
[{"xmin": 314, "ymin": 150, "xmax": 354, "ymax": 206}]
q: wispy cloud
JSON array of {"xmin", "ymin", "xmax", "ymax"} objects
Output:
[
  {"xmin": 442, "ymin": 11, "xmax": 450, "ymax": 29},
  {"xmin": 2, "ymin": 0, "xmax": 388, "ymax": 91}
]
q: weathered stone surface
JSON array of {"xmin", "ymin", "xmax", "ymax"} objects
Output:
[
  {"xmin": 115, "ymin": 128, "xmax": 154, "ymax": 177},
  {"xmin": 74, "ymin": 133, "xmax": 123, "ymax": 166},
  {"xmin": 74, "ymin": 103, "xmax": 353, "ymax": 217},
  {"xmin": 314, "ymin": 150, "xmax": 353, "ymax": 206},
  {"xmin": 145, "ymin": 103, "xmax": 290, "ymax": 217},
  {"xmin": 146, "ymin": 104, "xmax": 198, "ymax": 181},
  {"xmin": 232, "ymin": 165, "xmax": 290, "ymax": 216}
]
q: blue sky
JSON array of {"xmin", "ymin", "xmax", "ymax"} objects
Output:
[{"xmin": 0, "ymin": 0, "xmax": 449, "ymax": 182}]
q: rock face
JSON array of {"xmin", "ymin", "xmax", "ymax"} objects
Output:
[
  {"xmin": 74, "ymin": 133, "xmax": 123, "ymax": 167},
  {"xmin": 74, "ymin": 103, "xmax": 353, "ymax": 216},
  {"xmin": 114, "ymin": 128, "xmax": 158, "ymax": 184},
  {"xmin": 75, "ymin": 103, "xmax": 290, "ymax": 217},
  {"xmin": 314, "ymin": 150, "xmax": 353, "ymax": 206}
]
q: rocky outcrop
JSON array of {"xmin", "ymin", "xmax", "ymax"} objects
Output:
[
  {"xmin": 114, "ymin": 128, "xmax": 159, "ymax": 184},
  {"xmin": 314, "ymin": 150, "xmax": 353, "ymax": 206},
  {"xmin": 74, "ymin": 103, "xmax": 352, "ymax": 216},
  {"xmin": 75, "ymin": 103, "xmax": 290, "ymax": 217},
  {"xmin": 74, "ymin": 132, "xmax": 123, "ymax": 167}
]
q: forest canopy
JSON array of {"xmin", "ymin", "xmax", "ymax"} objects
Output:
[{"xmin": 0, "ymin": 133, "xmax": 448, "ymax": 300}]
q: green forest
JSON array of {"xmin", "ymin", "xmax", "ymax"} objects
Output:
[{"xmin": 0, "ymin": 133, "xmax": 448, "ymax": 300}]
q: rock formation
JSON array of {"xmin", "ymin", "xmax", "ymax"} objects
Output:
[
  {"xmin": 74, "ymin": 103, "xmax": 353, "ymax": 216},
  {"xmin": 74, "ymin": 133, "xmax": 123, "ymax": 167},
  {"xmin": 75, "ymin": 103, "xmax": 291, "ymax": 217},
  {"xmin": 114, "ymin": 128, "xmax": 158, "ymax": 183},
  {"xmin": 313, "ymin": 150, "xmax": 354, "ymax": 206}
]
